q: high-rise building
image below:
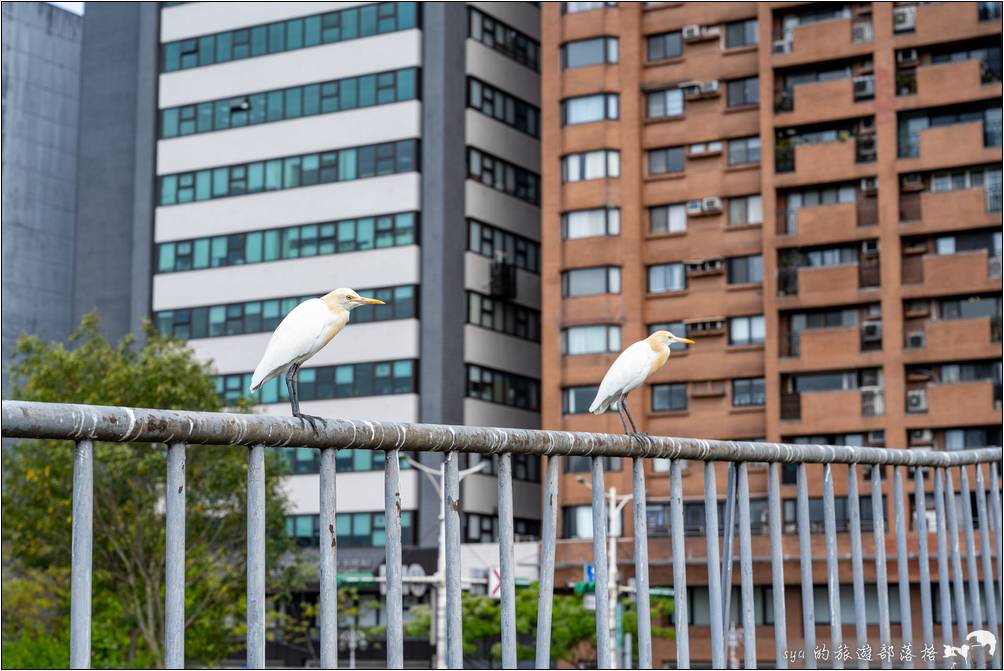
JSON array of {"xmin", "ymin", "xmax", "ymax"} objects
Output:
[
  {"xmin": 1, "ymin": 2, "xmax": 83, "ymax": 395},
  {"xmin": 542, "ymin": 2, "xmax": 1001, "ymax": 664},
  {"xmin": 74, "ymin": 2, "xmax": 542, "ymax": 662}
]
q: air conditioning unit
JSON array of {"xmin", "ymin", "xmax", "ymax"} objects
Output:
[
  {"xmin": 861, "ymin": 320, "xmax": 883, "ymax": 342},
  {"xmin": 990, "ymin": 256, "xmax": 1003, "ymax": 278},
  {"xmin": 689, "ymin": 143, "xmax": 707, "ymax": 156},
  {"xmin": 701, "ymin": 79, "xmax": 721, "ymax": 96},
  {"xmin": 906, "ymin": 331, "xmax": 927, "ymax": 349},
  {"xmin": 773, "ymin": 38, "xmax": 792, "ymax": 54},
  {"xmin": 897, "ymin": 47, "xmax": 920, "ymax": 65},
  {"xmin": 686, "ymin": 199, "xmax": 704, "ymax": 216},
  {"xmin": 909, "ymin": 428, "xmax": 934, "ymax": 445},
  {"xmin": 902, "ymin": 173, "xmax": 925, "ymax": 191},
  {"xmin": 893, "ymin": 6, "xmax": 917, "ymax": 32},
  {"xmin": 860, "ymin": 177, "xmax": 878, "ymax": 193},
  {"xmin": 702, "ymin": 196, "xmax": 723, "ymax": 213},
  {"xmin": 868, "ymin": 430, "xmax": 886, "ymax": 445},
  {"xmin": 682, "ymin": 24, "xmax": 702, "ymax": 41},
  {"xmin": 853, "ymin": 75, "xmax": 875, "ymax": 99},
  {"xmin": 702, "ymin": 25, "xmax": 721, "ymax": 38},
  {"xmin": 680, "ymin": 81, "xmax": 703, "ymax": 99},
  {"xmin": 907, "ymin": 388, "xmax": 929, "ymax": 413},
  {"xmin": 851, "ymin": 20, "xmax": 873, "ymax": 43},
  {"xmin": 862, "ymin": 239, "xmax": 879, "ymax": 254}
]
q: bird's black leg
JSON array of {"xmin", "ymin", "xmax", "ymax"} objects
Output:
[
  {"xmin": 286, "ymin": 365, "xmax": 300, "ymax": 417},
  {"xmin": 622, "ymin": 395, "xmax": 648, "ymax": 439},
  {"xmin": 289, "ymin": 363, "xmax": 326, "ymax": 434},
  {"xmin": 615, "ymin": 397, "xmax": 631, "ymax": 435}
]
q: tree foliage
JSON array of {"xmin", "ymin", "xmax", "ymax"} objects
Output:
[{"xmin": 2, "ymin": 314, "xmax": 292, "ymax": 667}]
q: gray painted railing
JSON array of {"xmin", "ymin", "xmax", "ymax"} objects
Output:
[{"xmin": 2, "ymin": 400, "xmax": 1002, "ymax": 670}]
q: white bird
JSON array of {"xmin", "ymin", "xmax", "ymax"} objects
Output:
[
  {"xmin": 250, "ymin": 287, "xmax": 384, "ymax": 429},
  {"xmin": 589, "ymin": 330, "xmax": 695, "ymax": 434}
]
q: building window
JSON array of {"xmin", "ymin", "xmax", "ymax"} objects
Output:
[
  {"xmin": 728, "ymin": 136, "xmax": 761, "ymax": 165},
  {"xmin": 161, "ymin": 67, "xmax": 419, "ymax": 139},
  {"xmin": 562, "ymin": 325, "xmax": 621, "ymax": 355},
  {"xmin": 724, "ymin": 18, "xmax": 757, "ymax": 48},
  {"xmin": 727, "ymin": 76, "xmax": 759, "ymax": 108},
  {"xmin": 652, "ymin": 383, "xmax": 688, "ymax": 412},
  {"xmin": 563, "ymin": 1, "xmax": 617, "ymax": 13},
  {"xmin": 561, "ymin": 208, "xmax": 621, "ymax": 239},
  {"xmin": 646, "ymin": 88, "xmax": 684, "ymax": 119},
  {"xmin": 565, "ymin": 456, "xmax": 623, "ymax": 474},
  {"xmin": 561, "ymin": 94, "xmax": 619, "ymax": 125},
  {"xmin": 733, "ymin": 377, "xmax": 766, "ymax": 407},
  {"xmin": 648, "ymin": 146, "xmax": 685, "ymax": 176},
  {"xmin": 728, "ymin": 195, "xmax": 763, "ymax": 226},
  {"xmin": 938, "ymin": 295, "xmax": 1001, "ymax": 321},
  {"xmin": 562, "ymin": 386, "xmax": 599, "ymax": 414},
  {"xmin": 729, "ymin": 315, "xmax": 765, "ymax": 346},
  {"xmin": 468, "ymin": 6, "xmax": 540, "ymax": 71},
  {"xmin": 727, "ymin": 254, "xmax": 763, "ymax": 284},
  {"xmin": 217, "ymin": 359, "xmax": 417, "ymax": 406},
  {"xmin": 648, "ymin": 322, "xmax": 690, "ymax": 351},
  {"xmin": 648, "ymin": 263, "xmax": 686, "ymax": 293},
  {"xmin": 561, "ymin": 150, "xmax": 620, "ymax": 182},
  {"xmin": 162, "ymin": 2, "xmax": 419, "ymax": 73},
  {"xmin": 459, "ymin": 454, "xmax": 541, "ymax": 482},
  {"xmin": 467, "ymin": 292, "xmax": 541, "ymax": 342},
  {"xmin": 561, "ymin": 37, "xmax": 619, "ymax": 69},
  {"xmin": 466, "ymin": 365, "xmax": 540, "ymax": 411},
  {"xmin": 467, "ymin": 147, "xmax": 540, "ymax": 205},
  {"xmin": 159, "ymin": 139, "xmax": 418, "ymax": 206},
  {"xmin": 562, "ymin": 266, "xmax": 621, "ymax": 296},
  {"xmin": 156, "ymin": 285, "xmax": 417, "ymax": 340},
  {"xmin": 156, "ymin": 212, "xmax": 417, "ymax": 273},
  {"xmin": 944, "ymin": 427, "xmax": 1002, "ymax": 449},
  {"xmin": 467, "ymin": 219, "xmax": 540, "ymax": 273},
  {"xmin": 467, "ymin": 77, "xmax": 539, "ymax": 138},
  {"xmin": 650, "ymin": 203, "xmax": 687, "ymax": 234},
  {"xmin": 646, "ymin": 30, "xmax": 682, "ymax": 61}
]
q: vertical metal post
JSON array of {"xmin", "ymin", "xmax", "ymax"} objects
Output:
[
  {"xmin": 319, "ymin": 447, "xmax": 338, "ymax": 669},
  {"xmin": 822, "ymin": 464, "xmax": 843, "ymax": 669},
  {"xmin": 721, "ymin": 463, "xmax": 737, "ymax": 630},
  {"xmin": 445, "ymin": 453, "xmax": 463, "ymax": 669},
  {"xmin": 892, "ymin": 467, "xmax": 912, "ymax": 665},
  {"xmin": 847, "ymin": 464, "xmax": 868, "ymax": 670},
  {"xmin": 943, "ymin": 469, "xmax": 969, "ymax": 639},
  {"xmin": 933, "ymin": 468, "xmax": 954, "ymax": 648},
  {"xmin": 704, "ymin": 463, "xmax": 726, "ymax": 670},
  {"xmin": 385, "ymin": 449, "xmax": 404, "ymax": 669},
  {"xmin": 592, "ymin": 457, "xmax": 611, "ymax": 669},
  {"xmin": 623, "ymin": 631, "xmax": 632, "ymax": 670},
  {"xmin": 974, "ymin": 466, "xmax": 1001, "ymax": 668},
  {"xmin": 768, "ymin": 463, "xmax": 788, "ymax": 669},
  {"xmin": 498, "ymin": 453, "xmax": 517, "ymax": 669},
  {"xmin": 870, "ymin": 466, "xmax": 891, "ymax": 670},
  {"xmin": 913, "ymin": 468, "xmax": 935, "ymax": 670},
  {"xmin": 736, "ymin": 463, "xmax": 756, "ymax": 670},
  {"xmin": 988, "ymin": 464, "xmax": 1003, "ymax": 614},
  {"xmin": 796, "ymin": 463, "xmax": 817, "ymax": 670},
  {"xmin": 246, "ymin": 444, "xmax": 266, "ymax": 670},
  {"xmin": 958, "ymin": 467, "xmax": 985, "ymax": 669},
  {"xmin": 70, "ymin": 439, "xmax": 93, "ymax": 670},
  {"xmin": 670, "ymin": 459, "xmax": 689, "ymax": 669},
  {"xmin": 165, "ymin": 442, "xmax": 186, "ymax": 669},
  {"xmin": 536, "ymin": 455, "xmax": 559, "ymax": 670},
  {"xmin": 632, "ymin": 458, "xmax": 653, "ymax": 670}
]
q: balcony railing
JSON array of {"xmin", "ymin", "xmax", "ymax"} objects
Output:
[{"xmin": 2, "ymin": 400, "xmax": 1002, "ymax": 670}]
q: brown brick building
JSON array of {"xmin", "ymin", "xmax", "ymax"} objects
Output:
[{"xmin": 540, "ymin": 2, "xmax": 1001, "ymax": 666}]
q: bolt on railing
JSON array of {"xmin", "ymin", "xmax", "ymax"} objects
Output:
[{"xmin": 2, "ymin": 400, "xmax": 1002, "ymax": 670}]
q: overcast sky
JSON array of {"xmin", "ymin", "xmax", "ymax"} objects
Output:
[{"xmin": 49, "ymin": 1, "xmax": 84, "ymax": 15}]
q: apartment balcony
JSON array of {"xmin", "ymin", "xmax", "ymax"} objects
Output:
[
  {"xmin": 899, "ymin": 187, "xmax": 1002, "ymax": 234},
  {"xmin": 901, "ymin": 250, "xmax": 1003, "ymax": 298},
  {"xmin": 773, "ymin": 17, "xmax": 874, "ymax": 67},
  {"xmin": 775, "ymin": 77, "xmax": 875, "ymax": 126},
  {"xmin": 898, "ymin": 59, "xmax": 1003, "ymax": 111},
  {"xmin": 898, "ymin": 121, "xmax": 1002, "ymax": 173},
  {"xmin": 904, "ymin": 316, "xmax": 1003, "ymax": 363},
  {"xmin": 780, "ymin": 326, "xmax": 882, "ymax": 371},
  {"xmin": 897, "ymin": 2, "xmax": 1002, "ymax": 48},
  {"xmin": 776, "ymin": 200, "xmax": 878, "ymax": 245},
  {"xmin": 905, "ymin": 381, "xmax": 1002, "ymax": 428},
  {"xmin": 774, "ymin": 139, "xmax": 875, "ymax": 186},
  {"xmin": 778, "ymin": 262, "xmax": 880, "ymax": 306},
  {"xmin": 781, "ymin": 388, "xmax": 885, "ymax": 432}
]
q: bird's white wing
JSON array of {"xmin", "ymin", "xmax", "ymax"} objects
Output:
[
  {"xmin": 589, "ymin": 341, "xmax": 656, "ymax": 413},
  {"xmin": 250, "ymin": 299, "xmax": 340, "ymax": 390}
]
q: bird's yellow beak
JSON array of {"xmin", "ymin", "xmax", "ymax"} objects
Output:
[
  {"xmin": 673, "ymin": 336, "xmax": 696, "ymax": 345},
  {"xmin": 352, "ymin": 296, "xmax": 385, "ymax": 305}
]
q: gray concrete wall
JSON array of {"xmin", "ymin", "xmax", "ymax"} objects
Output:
[{"xmin": 1, "ymin": 2, "xmax": 83, "ymax": 394}]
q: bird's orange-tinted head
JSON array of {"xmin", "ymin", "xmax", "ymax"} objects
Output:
[
  {"xmin": 646, "ymin": 330, "xmax": 695, "ymax": 349},
  {"xmin": 322, "ymin": 288, "xmax": 386, "ymax": 312}
]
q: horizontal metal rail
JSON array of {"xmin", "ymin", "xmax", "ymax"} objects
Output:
[{"xmin": 3, "ymin": 400, "xmax": 1002, "ymax": 670}]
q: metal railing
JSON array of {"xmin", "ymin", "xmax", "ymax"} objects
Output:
[{"xmin": 2, "ymin": 399, "xmax": 1002, "ymax": 670}]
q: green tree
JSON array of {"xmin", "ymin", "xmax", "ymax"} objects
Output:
[{"xmin": 2, "ymin": 314, "xmax": 292, "ymax": 667}]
